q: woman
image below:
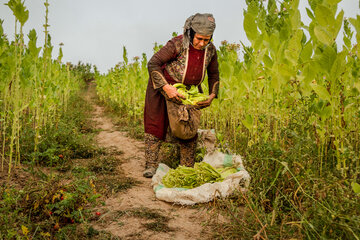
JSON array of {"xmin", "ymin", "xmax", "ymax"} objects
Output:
[{"xmin": 143, "ymin": 13, "xmax": 220, "ymax": 178}]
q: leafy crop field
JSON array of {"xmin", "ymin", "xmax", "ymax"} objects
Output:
[
  {"xmin": 1, "ymin": 0, "xmax": 360, "ymax": 239},
  {"xmin": 96, "ymin": 0, "xmax": 360, "ymax": 239}
]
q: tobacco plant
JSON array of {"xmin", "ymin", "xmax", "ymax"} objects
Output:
[{"xmin": 0, "ymin": 0, "xmax": 82, "ymax": 174}]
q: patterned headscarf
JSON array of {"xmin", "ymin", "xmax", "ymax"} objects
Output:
[{"xmin": 183, "ymin": 13, "xmax": 216, "ymax": 49}]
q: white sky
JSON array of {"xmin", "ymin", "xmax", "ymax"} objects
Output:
[{"xmin": 0, "ymin": 0, "xmax": 359, "ymax": 73}]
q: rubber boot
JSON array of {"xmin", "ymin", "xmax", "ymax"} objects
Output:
[
  {"xmin": 179, "ymin": 135, "xmax": 197, "ymax": 167},
  {"xmin": 143, "ymin": 133, "xmax": 162, "ymax": 178}
]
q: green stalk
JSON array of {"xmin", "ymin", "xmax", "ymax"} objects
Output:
[
  {"xmin": 1, "ymin": 86, "xmax": 9, "ymax": 172},
  {"xmin": 8, "ymin": 16, "xmax": 19, "ymax": 175}
]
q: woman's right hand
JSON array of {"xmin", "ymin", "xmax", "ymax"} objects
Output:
[{"xmin": 162, "ymin": 84, "xmax": 185, "ymax": 102}]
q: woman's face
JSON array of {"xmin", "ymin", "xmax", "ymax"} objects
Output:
[{"xmin": 192, "ymin": 33, "xmax": 211, "ymax": 50}]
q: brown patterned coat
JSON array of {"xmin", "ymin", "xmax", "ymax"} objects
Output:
[{"xmin": 144, "ymin": 35, "xmax": 219, "ymax": 140}]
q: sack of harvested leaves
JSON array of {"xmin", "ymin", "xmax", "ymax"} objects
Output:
[
  {"xmin": 152, "ymin": 150, "xmax": 251, "ymax": 205},
  {"xmin": 166, "ymin": 100, "xmax": 201, "ymax": 140},
  {"xmin": 165, "ymin": 83, "xmax": 209, "ymax": 140}
]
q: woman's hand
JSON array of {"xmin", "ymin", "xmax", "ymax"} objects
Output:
[
  {"xmin": 162, "ymin": 84, "xmax": 185, "ymax": 102},
  {"xmin": 196, "ymin": 93, "xmax": 216, "ymax": 108}
]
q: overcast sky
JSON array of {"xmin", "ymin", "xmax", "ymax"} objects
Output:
[{"xmin": 0, "ymin": 0, "xmax": 359, "ymax": 73}]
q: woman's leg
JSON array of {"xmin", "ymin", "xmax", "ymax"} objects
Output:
[
  {"xmin": 179, "ymin": 134, "xmax": 198, "ymax": 167},
  {"xmin": 143, "ymin": 133, "xmax": 162, "ymax": 178}
]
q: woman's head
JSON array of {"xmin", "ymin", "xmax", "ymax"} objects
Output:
[{"xmin": 183, "ymin": 13, "xmax": 216, "ymax": 49}]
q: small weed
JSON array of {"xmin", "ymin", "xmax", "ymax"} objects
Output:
[
  {"xmin": 87, "ymin": 226, "xmax": 100, "ymax": 237},
  {"xmin": 125, "ymin": 232, "xmax": 143, "ymax": 239},
  {"xmin": 84, "ymin": 225, "xmax": 121, "ymax": 240},
  {"xmin": 107, "ymin": 176, "xmax": 140, "ymax": 192},
  {"xmin": 129, "ymin": 207, "xmax": 170, "ymax": 222},
  {"xmin": 94, "ymin": 175, "xmax": 139, "ymax": 196},
  {"xmin": 114, "ymin": 207, "xmax": 173, "ymax": 233},
  {"xmin": 143, "ymin": 221, "xmax": 173, "ymax": 233},
  {"xmin": 88, "ymin": 156, "xmax": 118, "ymax": 174},
  {"xmin": 72, "ymin": 166, "xmax": 93, "ymax": 178}
]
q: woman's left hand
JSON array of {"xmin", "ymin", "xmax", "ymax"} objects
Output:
[{"xmin": 196, "ymin": 93, "xmax": 216, "ymax": 108}]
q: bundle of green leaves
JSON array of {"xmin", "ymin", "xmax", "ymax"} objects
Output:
[
  {"xmin": 162, "ymin": 162, "xmax": 237, "ymax": 189},
  {"xmin": 173, "ymin": 83, "xmax": 208, "ymax": 105}
]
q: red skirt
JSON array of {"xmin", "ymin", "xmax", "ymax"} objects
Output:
[{"xmin": 144, "ymin": 78, "xmax": 169, "ymax": 140}]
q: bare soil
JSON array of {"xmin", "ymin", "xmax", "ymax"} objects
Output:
[{"xmin": 86, "ymin": 84, "xmax": 214, "ymax": 240}]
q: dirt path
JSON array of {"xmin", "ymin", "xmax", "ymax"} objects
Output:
[{"xmin": 86, "ymin": 84, "xmax": 213, "ymax": 240}]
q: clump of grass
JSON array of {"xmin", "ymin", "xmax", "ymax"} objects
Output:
[
  {"xmin": 143, "ymin": 221, "xmax": 173, "ymax": 232},
  {"xmin": 130, "ymin": 207, "xmax": 170, "ymax": 222},
  {"xmin": 106, "ymin": 176, "xmax": 140, "ymax": 193},
  {"xmin": 115, "ymin": 207, "xmax": 173, "ymax": 233},
  {"xmin": 88, "ymin": 156, "xmax": 118, "ymax": 174},
  {"xmin": 85, "ymin": 226, "xmax": 121, "ymax": 239},
  {"xmin": 94, "ymin": 175, "xmax": 139, "ymax": 196}
]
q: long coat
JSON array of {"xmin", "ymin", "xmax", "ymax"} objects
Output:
[{"xmin": 144, "ymin": 35, "xmax": 220, "ymax": 140}]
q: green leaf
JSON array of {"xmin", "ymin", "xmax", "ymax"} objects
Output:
[
  {"xmin": 263, "ymin": 55, "xmax": 273, "ymax": 68},
  {"xmin": 314, "ymin": 25, "xmax": 333, "ymax": 45},
  {"xmin": 349, "ymin": 16, "xmax": 360, "ymax": 33},
  {"xmin": 279, "ymin": 21, "xmax": 291, "ymax": 42},
  {"xmin": 6, "ymin": 0, "xmax": 29, "ymax": 26},
  {"xmin": 308, "ymin": 22, "xmax": 316, "ymax": 42},
  {"xmin": 300, "ymin": 42, "xmax": 313, "ymax": 62},
  {"xmin": 315, "ymin": 5, "xmax": 334, "ymax": 27},
  {"xmin": 333, "ymin": 10, "xmax": 344, "ymax": 38},
  {"xmin": 270, "ymin": 75, "xmax": 280, "ymax": 92},
  {"xmin": 0, "ymin": 20, "xmax": 3, "ymax": 36},
  {"xmin": 306, "ymin": 8, "xmax": 315, "ymax": 20},
  {"xmin": 291, "ymin": 0, "xmax": 300, "ymax": 9},
  {"xmin": 330, "ymin": 51, "xmax": 346, "ymax": 81},
  {"xmin": 247, "ymin": 1, "xmax": 259, "ymax": 16},
  {"xmin": 351, "ymin": 182, "xmax": 360, "ymax": 195},
  {"xmin": 269, "ymin": 33, "xmax": 280, "ymax": 55},
  {"xmin": 343, "ymin": 36, "xmax": 351, "ymax": 49},
  {"xmin": 220, "ymin": 62, "xmax": 233, "ymax": 79},
  {"xmin": 277, "ymin": 63, "xmax": 293, "ymax": 78},
  {"xmin": 326, "ymin": 0, "xmax": 342, "ymax": 4},
  {"xmin": 244, "ymin": 13, "xmax": 259, "ymax": 43},
  {"xmin": 311, "ymin": 84, "xmax": 331, "ymax": 102},
  {"xmin": 319, "ymin": 105, "xmax": 333, "ymax": 120},
  {"xmin": 15, "ymin": 4, "xmax": 29, "ymax": 26},
  {"xmin": 241, "ymin": 114, "xmax": 253, "ymax": 130},
  {"xmin": 316, "ymin": 45, "xmax": 337, "ymax": 72},
  {"xmin": 354, "ymin": 81, "xmax": 360, "ymax": 93},
  {"xmin": 290, "ymin": 9, "xmax": 301, "ymax": 30},
  {"xmin": 284, "ymin": 30, "xmax": 303, "ymax": 65}
]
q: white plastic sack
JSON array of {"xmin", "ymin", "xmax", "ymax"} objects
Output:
[{"xmin": 152, "ymin": 150, "xmax": 251, "ymax": 205}]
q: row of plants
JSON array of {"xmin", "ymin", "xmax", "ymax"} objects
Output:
[
  {"xmin": 95, "ymin": 0, "xmax": 359, "ymax": 238},
  {"xmin": 207, "ymin": 1, "xmax": 360, "ymax": 237},
  {"xmin": 0, "ymin": 1, "xmax": 103, "ymax": 237},
  {"xmin": 0, "ymin": 0, "xmax": 83, "ymax": 175},
  {"xmin": 0, "ymin": 1, "xmax": 126, "ymax": 239},
  {"xmin": 95, "ymin": 47, "xmax": 148, "ymax": 125},
  {"xmin": 0, "ymin": 92, "xmax": 119, "ymax": 239}
]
